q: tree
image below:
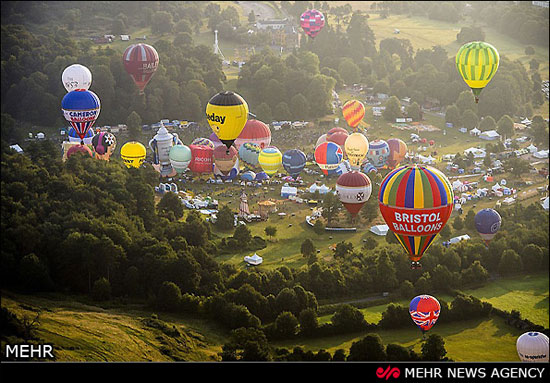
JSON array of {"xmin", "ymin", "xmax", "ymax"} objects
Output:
[
  {"xmin": 301, "ymin": 239, "xmax": 315, "ymax": 257},
  {"xmin": 462, "ymin": 109, "xmax": 479, "ymax": 130},
  {"xmin": 497, "ymin": 115, "xmax": 514, "ymax": 138},
  {"xmin": 505, "ymin": 157, "xmax": 530, "ymax": 178},
  {"xmin": 479, "ymin": 116, "xmax": 496, "ymax": 132},
  {"xmin": 233, "ymin": 224, "xmax": 252, "ymax": 248},
  {"xmin": 456, "ymin": 91, "xmax": 477, "ymax": 114},
  {"xmin": 452, "ymin": 215, "xmax": 464, "ymax": 230},
  {"xmin": 407, "ymin": 102, "xmax": 421, "ymax": 121},
  {"xmin": 313, "ymin": 219, "xmax": 325, "ymax": 235},
  {"xmin": 126, "ymin": 111, "xmax": 142, "ymax": 140},
  {"xmin": 248, "ymin": 10, "xmax": 256, "ymax": 23},
  {"xmin": 464, "ymin": 209, "xmax": 476, "ymax": 231},
  {"xmin": 338, "ymin": 57, "xmax": 361, "ymax": 85},
  {"xmin": 216, "ymin": 205, "xmax": 235, "ymax": 230},
  {"xmin": 264, "ymin": 226, "xmax": 277, "ymax": 241},
  {"xmin": 157, "ymin": 192, "xmax": 184, "ymax": 221},
  {"xmin": 18, "ymin": 254, "xmax": 52, "ymax": 292},
  {"xmin": 152, "ymin": 11, "xmax": 174, "ymax": 35},
  {"xmin": 255, "ymin": 102, "xmax": 273, "ymax": 123},
  {"xmin": 321, "ymin": 192, "xmax": 341, "ymax": 226},
  {"xmin": 298, "ymin": 308, "xmax": 318, "ymax": 335},
  {"xmin": 275, "ymin": 311, "xmax": 299, "ymax": 338},
  {"xmin": 92, "ymin": 277, "xmax": 111, "ymax": 301},
  {"xmin": 347, "ymin": 334, "xmax": 387, "ymax": 361},
  {"xmin": 220, "ymin": 327, "xmax": 270, "ymax": 361},
  {"xmin": 521, "ymin": 244, "xmax": 543, "ymax": 272},
  {"xmin": 290, "ymin": 93, "xmax": 310, "ymax": 120},
  {"xmin": 399, "ymin": 280, "xmax": 415, "ymax": 299},
  {"xmin": 157, "ymin": 281, "xmax": 182, "ymax": 311},
  {"xmin": 439, "ymin": 224, "xmax": 451, "ymax": 240},
  {"xmin": 422, "ymin": 334, "xmax": 447, "ymax": 361},
  {"xmin": 461, "ymin": 260, "xmax": 489, "ymax": 286},
  {"xmin": 386, "ymin": 343, "xmax": 412, "ymax": 361},
  {"xmin": 498, "ymin": 249, "xmax": 523, "ymax": 275},
  {"xmin": 331, "ymin": 304, "xmax": 367, "ymax": 331},
  {"xmin": 111, "ymin": 19, "xmax": 126, "ymax": 35},
  {"xmin": 383, "ymin": 96, "xmax": 403, "ymax": 122},
  {"xmin": 529, "ymin": 58, "xmax": 540, "ymax": 71}
]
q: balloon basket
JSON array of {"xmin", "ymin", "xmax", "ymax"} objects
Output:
[{"xmin": 410, "ymin": 261, "xmax": 422, "ymax": 270}]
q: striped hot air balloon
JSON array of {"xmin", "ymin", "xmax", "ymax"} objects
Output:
[
  {"xmin": 409, "ymin": 295, "xmax": 441, "ymax": 332},
  {"xmin": 327, "ymin": 131, "xmax": 349, "ymax": 150},
  {"xmin": 379, "ymin": 165, "xmax": 454, "ymax": 269},
  {"xmin": 282, "ymin": 149, "xmax": 306, "ymax": 179},
  {"xmin": 336, "ymin": 171, "xmax": 372, "ymax": 218},
  {"xmin": 258, "ymin": 146, "xmax": 282, "ymax": 176},
  {"xmin": 234, "ymin": 119, "xmax": 271, "ymax": 150},
  {"xmin": 315, "ymin": 142, "xmax": 343, "ymax": 176},
  {"xmin": 366, "ymin": 139, "xmax": 390, "ymax": 169},
  {"xmin": 342, "ymin": 100, "xmax": 365, "ymax": 129},
  {"xmin": 326, "ymin": 127, "xmax": 348, "ymax": 139},
  {"xmin": 456, "ymin": 41, "xmax": 499, "ymax": 103},
  {"xmin": 213, "ymin": 145, "xmax": 238, "ymax": 175},
  {"xmin": 191, "ymin": 137, "xmax": 215, "ymax": 149},
  {"xmin": 123, "ymin": 43, "xmax": 159, "ymax": 94},
  {"xmin": 386, "ymin": 138, "xmax": 408, "ymax": 169},
  {"xmin": 239, "ymin": 142, "xmax": 261, "ymax": 168}
]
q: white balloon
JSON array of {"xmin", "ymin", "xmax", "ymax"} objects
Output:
[
  {"xmin": 62, "ymin": 64, "xmax": 92, "ymax": 92},
  {"xmin": 516, "ymin": 332, "xmax": 549, "ymax": 362}
]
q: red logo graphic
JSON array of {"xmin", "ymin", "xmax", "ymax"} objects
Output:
[{"xmin": 376, "ymin": 366, "xmax": 401, "ymax": 380}]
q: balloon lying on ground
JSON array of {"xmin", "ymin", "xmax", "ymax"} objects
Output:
[
  {"xmin": 62, "ymin": 89, "xmax": 101, "ymax": 144},
  {"xmin": 409, "ymin": 295, "xmax": 441, "ymax": 332},
  {"xmin": 123, "ymin": 43, "xmax": 159, "ymax": 94},
  {"xmin": 282, "ymin": 149, "xmax": 306, "ymax": 179},
  {"xmin": 62, "ymin": 64, "xmax": 92, "ymax": 92},
  {"xmin": 516, "ymin": 332, "xmax": 549, "ymax": 363},
  {"xmin": 475, "ymin": 208, "xmax": 501, "ymax": 246},
  {"xmin": 120, "ymin": 141, "xmax": 146, "ymax": 168},
  {"xmin": 206, "ymin": 91, "xmax": 249, "ymax": 152},
  {"xmin": 456, "ymin": 41, "xmax": 499, "ymax": 103},
  {"xmin": 234, "ymin": 119, "xmax": 271, "ymax": 150},
  {"xmin": 379, "ymin": 164, "xmax": 454, "ymax": 269},
  {"xmin": 335, "ymin": 171, "xmax": 372, "ymax": 218},
  {"xmin": 258, "ymin": 146, "xmax": 282, "ymax": 176}
]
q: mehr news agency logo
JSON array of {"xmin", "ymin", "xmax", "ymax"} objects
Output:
[
  {"xmin": 376, "ymin": 365, "xmax": 546, "ymax": 380},
  {"xmin": 4, "ymin": 343, "xmax": 55, "ymax": 360}
]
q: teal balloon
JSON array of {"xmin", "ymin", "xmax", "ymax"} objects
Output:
[{"xmin": 169, "ymin": 144, "xmax": 192, "ymax": 174}]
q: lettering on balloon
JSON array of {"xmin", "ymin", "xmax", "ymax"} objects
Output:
[
  {"xmin": 206, "ymin": 113, "xmax": 226, "ymax": 125},
  {"xmin": 379, "ymin": 205, "xmax": 452, "ymax": 236}
]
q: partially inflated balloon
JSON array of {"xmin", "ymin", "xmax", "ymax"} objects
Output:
[
  {"xmin": 239, "ymin": 142, "xmax": 261, "ymax": 168},
  {"xmin": 282, "ymin": 149, "xmax": 306, "ymax": 179},
  {"xmin": 206, "ymin": 91, "xmax": 249, "ymax": 151},
  {"xmin": 123, "ymin": 43, "xmax": 159, "ymax": 94},
  {"xmin": 258, "ymin": 146, "xmax": 282, "ymax": 176},
  {"xmin": 234, "ymin": 119, "xmax": 271, "ymax": 150},
  {"xmin": 209, "ymin": 132, "xmax": 225, "ymax": 149},
  {"xmin": 300, "ymin": 9, "xmax": 325, "ymax": 39},
  {"xmin": 409, "ymin": 295, "xmax": 441, "ymax": 332},
  {"xmin": 62, "ymin": 64, "xmax": 92, "ymax": 92},
  {"xmin": 474, "ymin": 208, "xmax": 501, "ymax": 246},
  {"xmin": 315, "ymin": 142, "xmax": 343, "ymax": 176},
  {"xmin": 336, "ymin": 171, "xmax": 372, "ymax": 218},
  {"xmin": 342, "ymin": 100, "xmax": 365, "ymax": 129},
  {"xmin": 327, "ymin": 127, "xmax": 348, "ymax": 139},
  {"xmin": 120, "ymin": 141, "xmax": 146, "ymax": 168},
  {"xmin": 345, "ymin": 132, "xmax": 369, "ymax": 169},
  {"xmin": 516, "ymin": 332, "xmax": 549, "ymax": 363},
  {"xmin": 456, "ymin": 41, "xmax": 499, "ymax": 103},
  {"xmin": 188, "ymin": 144, "xmax": 213, "ymax": 174},
  {"xmin": 92, "ymin": 132, "xmax": 117, "ymax": 160},
  {"xmin": 213, "ymin": 145, "xmax": 238, "ymax": 175},
  {"xmin": 66, "ymin": 144, "xmax": 93, "ymax": 159},
  {"xmin": 379, "ymin": 165, "xmax": 454, "ymax": 269},
  {"xmin": 327, "ymin": 131, "xmax": 349, "ymax": 151},
  {"xmin": 315, "ymin": 134, "xmax": 328, "ymax": 148},
  {"xmin": 386, "ymin": 138, "xmax": 408, "ymax": 169},
  {"xmin": 169, "ymin": 144, "xmax": 192, "ymax": 175}
]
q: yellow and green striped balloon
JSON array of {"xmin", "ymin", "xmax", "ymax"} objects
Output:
[{"xmin": 456, "ymin": 41, "xmax": 499, "ymax": 103}]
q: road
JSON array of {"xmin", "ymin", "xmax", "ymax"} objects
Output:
[{"xmin": 237, "ymin": 1, "xmax": 289, "ymax": 21}]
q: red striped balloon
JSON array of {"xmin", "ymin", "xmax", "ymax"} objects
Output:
[
  {"xmin": 123, "ymin": 43, "xmax": 159, "ymax": 94},
  {"xmin": 336, "ymin": 171, "xmax": 372, "ymax": 218},
  {"xmin": 342, "ymin": 100, "xmax": 365, "ymax": 129},
  {"xmin": 233, "ymin": 119, "xmax": 271, "ymax": 150}
]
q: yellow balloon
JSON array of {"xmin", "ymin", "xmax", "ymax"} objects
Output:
[
  {"xmin": 345, "ymin": 132, "xmax": 369, "ymax": 169},
  {"xmin": 206, "ymin": 91, "xmax": 249, "ymax": 151},
  {"xmin": 120, "ymin": 141, "xmax": 146, "ymax": 168},
  {"xmin": 258, "ymin": 146, "xmax": 282, "ymax": 176}
]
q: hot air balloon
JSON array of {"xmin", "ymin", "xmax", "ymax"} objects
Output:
[
  {"xmin": 315, "ymin": 133, "xmax": 328, "ymax": 148},
  {"xmin": 421, "ymin": 138, "xmax": 427, "ymax": 144},
  {"xmin": 379, "ymin": 165, "xmax": 454, "ymax": 269},
  {"xmin": 188, "ymin": 144, "xmax": 213, "ymax": 175},
  {"xmin": 62, "ymin": 64, "xmax": 92, "ymax": 92},
  {"xmin": 66, "ymin": 144, "xmax": 93, "ymax": 159},
  {"xmin": 327, "ymin": 131, "xmax": 349, "ymax": 151},
  {"xmin": 213, "ymin": 145, "xmax": 238, "ymax": 175},
  {"xmin": 516, "ymin": 332, "xmax": 549, "ymax": 363},
  {"xmin": 345, "ymin": 132, "xmax": 369, "ymax": 170},
  {"xmin": 233, "ymin": 119, "xmax": 271, "ymax": 150},
  {"xmin": 68, "ymin": 126, "xmax": 94, "ymax": 145},
  {"xmin": 335, "ymin": 171, "xmax": 372, "ymax": 218},
  {"xmin": 92, "ymin": 131, "xmax": 117, "ymax": 160},
  {"xmin": 191, "ymin": 137, "xmax": 215, "ymax": 149},
  {"xmin": 206, "ymin": 91, "xmax": 249, "ymax": 152},
  {"xmin": 169, "ymin": 144, "xmax": 192, "ymax": 175},
  {"xmin": 241, "ymin": 170, "xmax": 256, "ymax": 181},
  {"xmin": 409, "ymin": 295, "xmax": 441, "ymax": 332},
  {"xmin": 326, "ymin": 127, "xmax": 348, "ymax": 139},
  {"xmin": 300, "ymin": 9, "xmax": 325, "ymax": 39},
  {"xmin": 363, "ymin": 162, "xmax": 378, "ymax": 174},
  {"xmin": 209, "ymin": 132, "xmax": 225, "ymax": 149},
  {"xmin": 120, "ymin": 141, "xmax": 146, "ymax": 168},
  {"xmin": 315, "ymin": 142, "xmax": 343, "ymax": 176},
  {"xmin": 62, "ymin": 89, "xmax": 101, "ymax": 144},
  {"xmin": 282, "ymin": 149, "xmax": 306, "ymax": 179},
  {"xmin": 429, "ymin": 140, "xmax": 435, "ymax": 147},
  {"xmin": 366, "ymin": 139, "xmax": 390, "ymax": 169},
  {"xmin": 342, "ymin": 100, "xmax": 365, "ymax": 130},
  {"xmin": 474, "ymin": 208, "xmax": 501, "ymax": 246},
  {"xmin": 456, "ymin": 41, "xmax": 499, "ymax": 103},
  {"xmin": 386, "ymin": 138, "xmax": 408, "ymax": 169},
  {"xmin": 255, "ymin": 171, "xmax": 269, "ymax": 181},
  {"xmin": 239, "ymin": 142, "xmax": 261, "ymax": 168},
  {"xmin": 258, "ymin": 146, "xmax": 282, "ymax": 176},
  {"xmin": 123, "ymin": 43, "xmax": 159, "ymax": 94}
]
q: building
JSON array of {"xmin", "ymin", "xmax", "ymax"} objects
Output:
[
  {"xmin": 532, "ymin": 1, "xmax": 549, "ymax": 8},
  {"xmin": 244, "ymin": 253, "xmax": 263, "ymax": 266},
  {"xmin": 256, "ymin": 18, "xmax": 288, "ymax": 30},
  {"xmin": 479, "ymin": 130, "xmax": 500, "ymax": 141},
  {"xmin": 370, "ymin": 225, "xmax": 389, "ymax": 236},
  {"xmin": 9, "ymin": 144, "xmax": 23, "ymax": 153}
]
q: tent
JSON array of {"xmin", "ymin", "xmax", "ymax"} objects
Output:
[
  {"xmin": 527, "ymin": 144, "xmax": 538, "ymax": 153},
  {"xmin": 542, "ymin": 197, "xmax": 549, "ymax": 211},
  {"xmin": 449, "ymin": 234, "xmax": 470, "ymax": 244},
  {"xmin": 492, "ymin": 183, "xmax": 502, "ymax": 192},
  {"xmin": 281, "ymin": 186, "xmax": 297, "ymax": 198},
  {"xmin": 533, "ymin": 150, "xmax": 549, "ymax": 159},
  {"xmin": 370, "ymin": 224, "xmax": 389, "ymax": 236},
  {"xmin": 479, "ymin": 130, "xmax": 500, "ymax": 141},
  {"xmin": 244, "ymin": 253, "xmax": 263, "ymax": 266},
  {"xmin": 469, "ymin": 127, "xmax": 481, "ymax": 136},
  {"xmin": 9, "ymin": 144, "xmax": 23, "ymax": 153},
  {"xmin": 452, "ymin": 180, "xmax": 465, "ymax": 191},
  {"xmin": 502, "ymin": 197, "xmax": 516, "ymax": 205},
  {"xmin": 464, "ymin": 147, "xmax": 486, "ymax": 158}
]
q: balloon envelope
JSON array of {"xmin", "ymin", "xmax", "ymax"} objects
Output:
[
  {"xmin": 345, "ymin": 132, "xmax": 369, "ymax": 169},
  {"xmin": 366, "ymin": 139, "xmax": 390, "ymax": 169},
  {"xmin": 92, "ymin": 132, "xmax": 117, "ymax": 160},
  {"xmin": 241, "ymin": 170, "xmax": 256, "ymax": 181},
  {"xmin": 342, "ymin": 100, "xmax": 365, "ymax": 128},
  {"xmin": 66, "ymin": 144, "xmax": 93, "ymax": 159},
  {"xmin": 456, "ymin": 41, "xmax": 499, "ymax": 102},
  {"xmin": 61, "ymin": 90, "xmax": 101, "ymax": 142},
  {"xmin": 258, "ymin": 146, "xmax": 282, "ymax": 176},
  {"xmin": 213, "ymin": 145, "xmax": 238, "ymax": 175},
  {"xmin": 188, "ymin": 144, "xmax": 213, "ymax": 174},
  {"xmin": 191, "ymin": 137, "xmax": 215, "ymax": 149},
  {"xmin": 379, "ymin": 165, "xmax": 454, "ymax": 267},
  {"xmin": 335, "ymin": 171, "xmax": 372, "ymax": 217},
  {"xmin": 239, "ymin": 142, "xmax": 261, "ymax": 167},
  {"xmin": 386, "ymin": 138, "xmax": 408, "ymax": 169},
  {"xmin": 120, "ymin": 141, "xmax": 146, "ymax": 168},
  {"xmin": 300, "ymin": 9, "xmax": 325, "ymax": 38},
  {"xmin": 68, "ymin": 127, "xmax": 94, "ymax": 144},
  {"xmin": 123, "ymin": 43, "xmax": 159, "ymax": 93},
  {"xmin": 234, "ymin": 119, "xmax": 271, "ymax": 150},
  {"xmin": 62, "ymin": 64, "xmax": 92, "ymax": 92},
  {"xmin": 474, "ymin": 208, "xmax": 501, "ymax": 245},
  {"xmin": 209, "ymin": 132, "xmax": 225, "ymax": 149},
  {"xmin": 315, "ymin": 142, "xmax": 343, "ymax": 175},
  {"xmin": 282, "ymin": 149, "xmax": 307, "ymax": 178},
  {"xmin": 315, "ymin": 134, "xmax": 328, "ymax": 148},
  {"xmin": 516, "ymin": 332, "xmax": 549, "ymax": 363},
  {"xmin": 409, "ymin": 295, "xmax": 441, "ymax": 332},
  {"xmin": 206, "ymin": 91, "xmax": 249, "ymax": 151},
  {"xmin": 169, "ymin": 144, "xmax": 192, "ymax": 174}
]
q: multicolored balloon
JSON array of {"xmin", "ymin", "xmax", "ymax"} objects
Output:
[
  {"xmin": 409, "ymin": 295, "xmax": 441, "ymax": 332},
  {"xmin": 282, "ymin": 149, "xmax": 306, "ymax": 179},
  {"xmin": 209, "ymin": 132, "xmax": 225, "ymax": 149},
  {"xmin": 379, "ymin": 165, "xmax": 454, "ymax": 269},
  {"xmin": 315, "ymin": 133, "xmax": 328, "ymax": 148},
  {"xmin": 474, "ymin": 208, "xmax": 501, "ymax": 246},
  {"xmin": 366, "ymin": 139, "xmax": 390, "ymax": 169},
  {"xmin": 386, "ymin": 138, "xmax": 408, "ymax": 169},
  {"xmin": 234, "ymin": 119, "xmax": 271, "ymax": 150},
  {"xmin": 92, "ymin": 131, "xmax": 117, "ymax": 160},
  {"xmin": 191, "ymin": 137, "xmax": 215, "ymax": 149},
  {"xmin": 66, "ymin": 144, "xmax": 93, "ymax": 159},
  {"xmin": 123, "ymin": 43, "xmax": 159, "ymax": 94},
  {"xmin": 62, "ymin": 64, "xmax": 92, "ymax": 92},
  {"xmin": 239, "ymin": 142, "xmax": 261, "ymax": 168},
  {"xmin": 456, "ymin": 41, "xmax": 499, "ymax": 103},
  {"xmin": 241, "ymin": 170, "xmax": 256, "ymax": 181},
  {"xmin": 68, "ymin": 126, "xmax": 94, "ymax": 145},
  {"xmin": 120, "ymin": 141, "xmax": 146, "ymax": 168},
  {"xmin": 206, "ymin": 91, "xmax": 249, "ymax": 152},
  {"xmin": 342, "ymin": 100, "xmax": 365, "ymax": 129},
  {"xmin": 169, "ymin": 144, "xmax": 192, "ymax": 175},
  {"xmin": 363, "ymin": 162, "xmax": 378, "ymax": 174},
  {"xmin": 315, "ymin": 142, "xmax": 343, "ymax": 176},
  {"xmin": 335, "ymin": 171, "xmax": 372, "ymax": 218},
  {"xmin": 300, "ymin": 9, "xmax": 325, "ymax": 39},
  {"xmin": 345, "ymin": 132, "xmax": 369, "ymax": 170},
  {"xmin": 258, "ymin": 146, "xmax": 282, "ymax": 176},
  {"xmin": 213, "ymin": 145, "xmax": 238, "ymax": 175},
  {"xmin": 516, "ymin": 332, "xmax": 549, "ymax": 363},
  {"xmin": 61, "ymin": 89, "xmax": 101, "ymax": 144}
]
